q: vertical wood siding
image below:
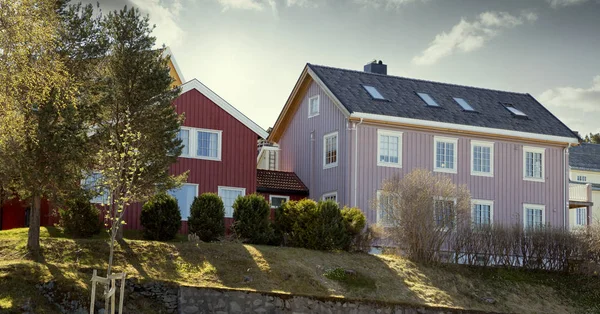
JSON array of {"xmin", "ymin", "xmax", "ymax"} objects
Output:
[
  {"xmin": 278, "ymin": 81, "xmax": 350, "ymax": 204},
  {"xmin": 121, "ymin": 88, "xmax": 259, "ymax": 232},
  {"xmin": 355, "ymin": 123, "xmax": 567, "ymax": 227}
]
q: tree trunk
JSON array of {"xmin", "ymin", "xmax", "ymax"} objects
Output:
[
  {"xmin": 115, "ymin": 224, "xmax": 123, "ymax": 240},
  {"xmin": 27, "ymin": 194, "xmax": 42, "ymax": 254}
]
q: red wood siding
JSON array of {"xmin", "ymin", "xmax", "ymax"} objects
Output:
[{"xmin": 120, "ymin": 88, "xmax": 259, "ymax": 232}]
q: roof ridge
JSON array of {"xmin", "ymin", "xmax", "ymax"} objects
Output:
[
  {"xmin": 257, "ymin": 169, "xmax": 298, "ymax": 174},
  {"xmin": 307, "ymin": 63, "xmax": 529, "ymax": 97}
]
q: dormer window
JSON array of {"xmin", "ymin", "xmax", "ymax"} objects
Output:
[
  {"xmin": 453, "ymin": 97, "xmax": 475, "ymax": 111},
  {"xmin": 417, "ymin": 92, "xmax": 440, "ymax": 107},
  {"xmin": 363, "ymin": 85, "xmax": 386, "ymax": 100},
  {"xmin": 503, "ymin": 103, "xmax": 527, "ymax": 117}
]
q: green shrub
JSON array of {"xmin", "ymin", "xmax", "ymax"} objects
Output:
[
  {"xmin": 315, "ymin": 200, "xmax": 351, "ymax": 250},
  {"xmin": 232, "ymin": 194, "xmax": 274, "ymax": 244},
  {"xmin": 341, "ymin": 206, "xmax": 367, "ymax": 250},
  {"xmin": 140, "ymin": 193, "xmax": 182, "ymax": 241},
  {"xmin": 188, "ymin": 193, "xmax": 225, "ymax": 242},
  {"xmin": 59, "ymin": 197, "xmax": 101, "ymax": 238}
]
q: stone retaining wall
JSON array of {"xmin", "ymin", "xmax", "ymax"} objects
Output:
[{"xmin": 178, "ymin": 286, "xmax": 497, "ymax": 314}]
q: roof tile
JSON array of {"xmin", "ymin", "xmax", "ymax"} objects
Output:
[{"xmin": 257, "ymin": 170, "xmax": 308, "ymax": 194}]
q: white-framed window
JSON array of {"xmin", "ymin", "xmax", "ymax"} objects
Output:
[
  {"xmin": 177, "ymin": 129, "xmax": 190, "ymax": 156},
  {"xmin": 323, "ymin": 131, "xmax": 338, "ymax": 169},
  {"xmin": 523, "ymin": 204, "xmax": 545, "ymax": 229},
  {"xmin": 434, "ymin": 136, "xmax": 458, "ymax": 174},
  {"xmin": 376, "ymin": 190, "xmax": 394, "ymax": 226},
  {"xmin": 377, "ymin": 130, "xmax": 402, "ymax": 168},
  {"xmin": 269, "ymin": 195, "xmax": 289, "ymax": 209},
  {"xmin": 472, "ymin": 199, "xmax": 493, "ymax": 226},
  {"xmin": 576, "ymin": 175, "xmax": 587, "ymax": 182},
  {"xmin": 434, "ymin": 198, "xmax": 456, "ymax": 229},
  {"xmin": 83, "ymin": 172, "xmax": 110, "ymax": 204},
  {"xmin": 576, "ymin": 207, "xmax": 588, "ymax": 226},
  {"xmin": 523, "ymin": 146, "xmax": 545, "ymax": 182},
  {"xmin": 322, "ymin": 191, "xmax": 337, "ymax": 202},
  {"xmin": 218, "ymin": 186, "xmax": 245, "ymax": 218},
  {"xmin": 178, "ymin": 127, "xmax": 222, "ymax": 161},
  {"xmin": 168, "ymin": 183, "xmax": 198, "ymax": 221},
  {"xmin": 471, "ymin": 141, "xmax": 494, "ymax": 177},
  {"xmin": 308, "ymin": 95, "xmax": 320, "ymax": 118}
]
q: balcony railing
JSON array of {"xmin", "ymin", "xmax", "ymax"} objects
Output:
[{"xmin": 569, "ymin": 182, "xmax": 592, "ymax": 203}]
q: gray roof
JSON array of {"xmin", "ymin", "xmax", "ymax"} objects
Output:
[
  {"xmin": 570, "ymin": 143, "xmax": 600, "ymax": 171},
  {"xmin": 308, "ymin": 64, "xmax": 578, "ymax": 139}
]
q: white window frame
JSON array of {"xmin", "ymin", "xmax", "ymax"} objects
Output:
[
  {"xmin": 471, "ymin": 199, "xmax": 494, "ymax": 226},
  {"xmin": 323, "ymin": 131, "xmax": 339, "ymax": 169},
  {"xmin": 523, "ymin": 203, "xmax": 546, "ymax": 229},
  {"xmin": 433, "ymin": 197, "xmax": 457, "ymax": 230},
  {"xmin": 433, "ymin": 136, "xmax": 458, "ymax": 174},
  {"xmin": 269, "ymin": 195, "xmax": 289, "ymax": 209},
  {"xmin": 376, "ymin": 190, "xmax": 394, "ymax": 227},
  {"xmin": 322, "ymin": 191, "xmax": 337, "ymax": 202},
  {"xmin": 178, "ymin": 126, "xmax": 223, "ymax": 161},
  {"xmin": 218, "ymin": 186, "xmax": 246, "ymax": 218},
  {"xmin": 178, "ymin": 128, "xmax": 191, "ymax": 157},
  {"xmin": 169, "ymin": 183, "xmax": 199, "ymax": 221},
  {"xmin": 377, "ymin": 129, "xmax": 403, "ymax": 168},
  {"xmin": 576, "ymin": 207, "xmax": 588, "ymax": 226},
  {"xmin": 576, "ymin": 175, "xmax": 587, "ymax": 182},
  {"xmin": 523, "ymin": 146, "xmax": 545, "ymax": 182},
  {"xmin": 308, "ymin": 95, "xmax": 320, "ymax": 118},
  {"xmin": 83, "ymin": 172, "xmax": 110, "ymax": 205},
  {"xmin": 470, "ymin": 141, "xmax": 494, "ymax": 177}
]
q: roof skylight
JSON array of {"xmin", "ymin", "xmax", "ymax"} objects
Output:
[
  {"xmin": 363, "ymin": 85, "xmax": 385, "ymax": 100},
  {"xmin": 453, "ymin": 97, "xmax": 474, "ymax": 111},
  {"xmin": 417, "ymin": 93, "xmax": 439, "ymax": 107},
  {"xmin": 504, "ymin": 104, "xmax": 527, "ymax": 117}
]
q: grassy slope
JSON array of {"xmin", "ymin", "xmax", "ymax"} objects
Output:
[{"xmin": 0, "ymin": 227, "xmax": 598, "ymax": 314}]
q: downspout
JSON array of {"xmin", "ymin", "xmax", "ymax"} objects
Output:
[{"xmin": 353, "ymin": 118, "xmax": 364, "ymax": 207}]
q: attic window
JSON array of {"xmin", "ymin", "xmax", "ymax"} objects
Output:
[
  {"xmin": 453, "ymin": 98, "xmax": 475, "ymax": 111},
  {"xmin": 363, "ymin": 85, "xmax": 385, "ymax": 100},
  {"xmin": 503, "ymin": 103, "xmax": 527, "ymax": 117},
  {"xmin": 417, "ymin": 93, "xmax": 439, "ymax": 107}
]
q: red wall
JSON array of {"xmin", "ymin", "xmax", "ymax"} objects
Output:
[
  {"xmin": 120, "ymin": 88, "xmax": 260, "ymax": 232},
  {"xmin": 1, "ymin": 197, "xmax": 54, "ymax": 231}
]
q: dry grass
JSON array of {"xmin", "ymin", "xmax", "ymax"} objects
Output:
[{"xmin": 0, "ymin": 227, "xmax": 598, "ymax": 314}]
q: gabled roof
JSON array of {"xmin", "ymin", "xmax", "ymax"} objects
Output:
[
  {"xmin": 257, "ymin": 169, "xmax": 308, "ymax": 195},
  {"xmin": 180, "ymin": 79, "xmax": 269, "ymax": 139},
  {"xmin": 309, "ymin": 64, "xmax": 578, "ymax": 140},
  {"xmin": 162, "ymin": 47, "xmax": 185, "ymax": 87},
  {"xmin": 570, "ymin": 143, "xmax": 600, "ymax": 172},
  {"xmin": 268, "ymin": 63, "xmax": 579, "ymax": 145}
]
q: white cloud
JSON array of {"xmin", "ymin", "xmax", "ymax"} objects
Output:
[
  {"xmin": 354, "ymin": 0, "xmax": 424, "ymax": 10},
  {"xmin": 546, "ymin": 0, "xmax": 588, "ymax": 8},
  {"xmin": 539, "ymin": 76, "xmax": 600, "ymax": 135},
  {"xmin": 129, "ymin": 0, "xmax": 185, "ymax": 48},
  {"xmin": 216, "ymin": 0, "xmax": 265, "ymax": 11},
  {"xmin": 411, "ymin": 11, "xmax": 538, "ymax": 66},
  {"xmin": 286, "ymin": 0, "xmax": 318, "ymax": 8}
]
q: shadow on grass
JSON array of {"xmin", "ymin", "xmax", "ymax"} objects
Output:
[{"xmin": 116, "ymin": 239, "xmax": 149, "ymax": 279}]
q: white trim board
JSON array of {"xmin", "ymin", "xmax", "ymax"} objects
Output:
[
  {"xmin": 180, "ymin": 79, "xmax": 269, "ymax": 139},
  {"xmin": 350, "ymin": 112, "xmax": 579, "ymax": 145},
  {"xmin": 162, "ymin": 47, "xmax": 185, "ymax": 83}
]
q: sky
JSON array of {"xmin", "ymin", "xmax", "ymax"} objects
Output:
[{"xmin": 90, "ymin": 0, "xmax": 600, "ymax": 136}]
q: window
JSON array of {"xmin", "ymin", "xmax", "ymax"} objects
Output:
[
  {"xmin": 504, "ymin": 104, "xmax": 527, "ymax": 117},
  {"xmin": 434, "ymin": 199, "xmax": 455, "ymax": 229},
  {"xmin": 83, "ymin": 173, "xmax": 109, "ymax": 204},
  {"xmin": 218, "ymin": 186, "xmax": 245, "ymax": 218},
  {"xmin": 376, "ymin": 190, "xmax": 394, "ymax": 226},
  {"xmin": 523, "ymin": 146, "xmax": 545, "ymax": 182},
  {"xmin": 576, "ymin": 207, "xmax": 588, "ymax": 226},
  {"xmin": 168, "ymin": 184, "xmax": 198, "ymax": 221},
  {"xmin": 434, "ymin": 137, "xmax": 458, "ymax": 173},
  {"xmin": 471, "ymin": 141, "xmax": 494, "ymax": 177},
  {"xmin": 417, "ymin": 92, "xmax": 440, "ymax": 107},
  {"xmin": 177, "ymin": 129, "xmax": 190, "ymax": 156},
  {"xmin": 323, "ymin": 132, "xmax": 338, "ymax": 169},
  {"xmin": 269, "ymin": 195, "xmax": 289, "ymax": 209},
  {"xmin": 472, "ymin": 200, "xmax": 493, "ymax": 226},
  {"xmin": 322, "ymin": 192, "xmax": 337, "ymax": 202},
  {"xmin": 363, "ymin": 85, "xmax": 385, "ymax": 100},
  {"xmin": 197, "ymin": 130, "xmax": 219, "ymax": 158},
  {"xmin": 453, "ymin": 97, "xmax": 475, "ymax": 111},
  {"xmin": 377, "ymin": 130, "xmax": 402, "ymax": 168},
  {"xmin": 576, "ymin": 175, "xmax": 587, "ymax": 182},
  {"xmin": 308, "ymin": 95, "xmax": 320, "ymax": 117},
  {"xmin": 178, "ymin": 127, "xmax": 222, "ymax": 161},
  {"xmin": 523, "ymin": 204, "xmax": 545, "ymax": 229}
]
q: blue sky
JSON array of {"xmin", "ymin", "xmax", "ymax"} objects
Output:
[{"xmin": 95, "ymin": 0, "xmax": 600, "ymax": 135}]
